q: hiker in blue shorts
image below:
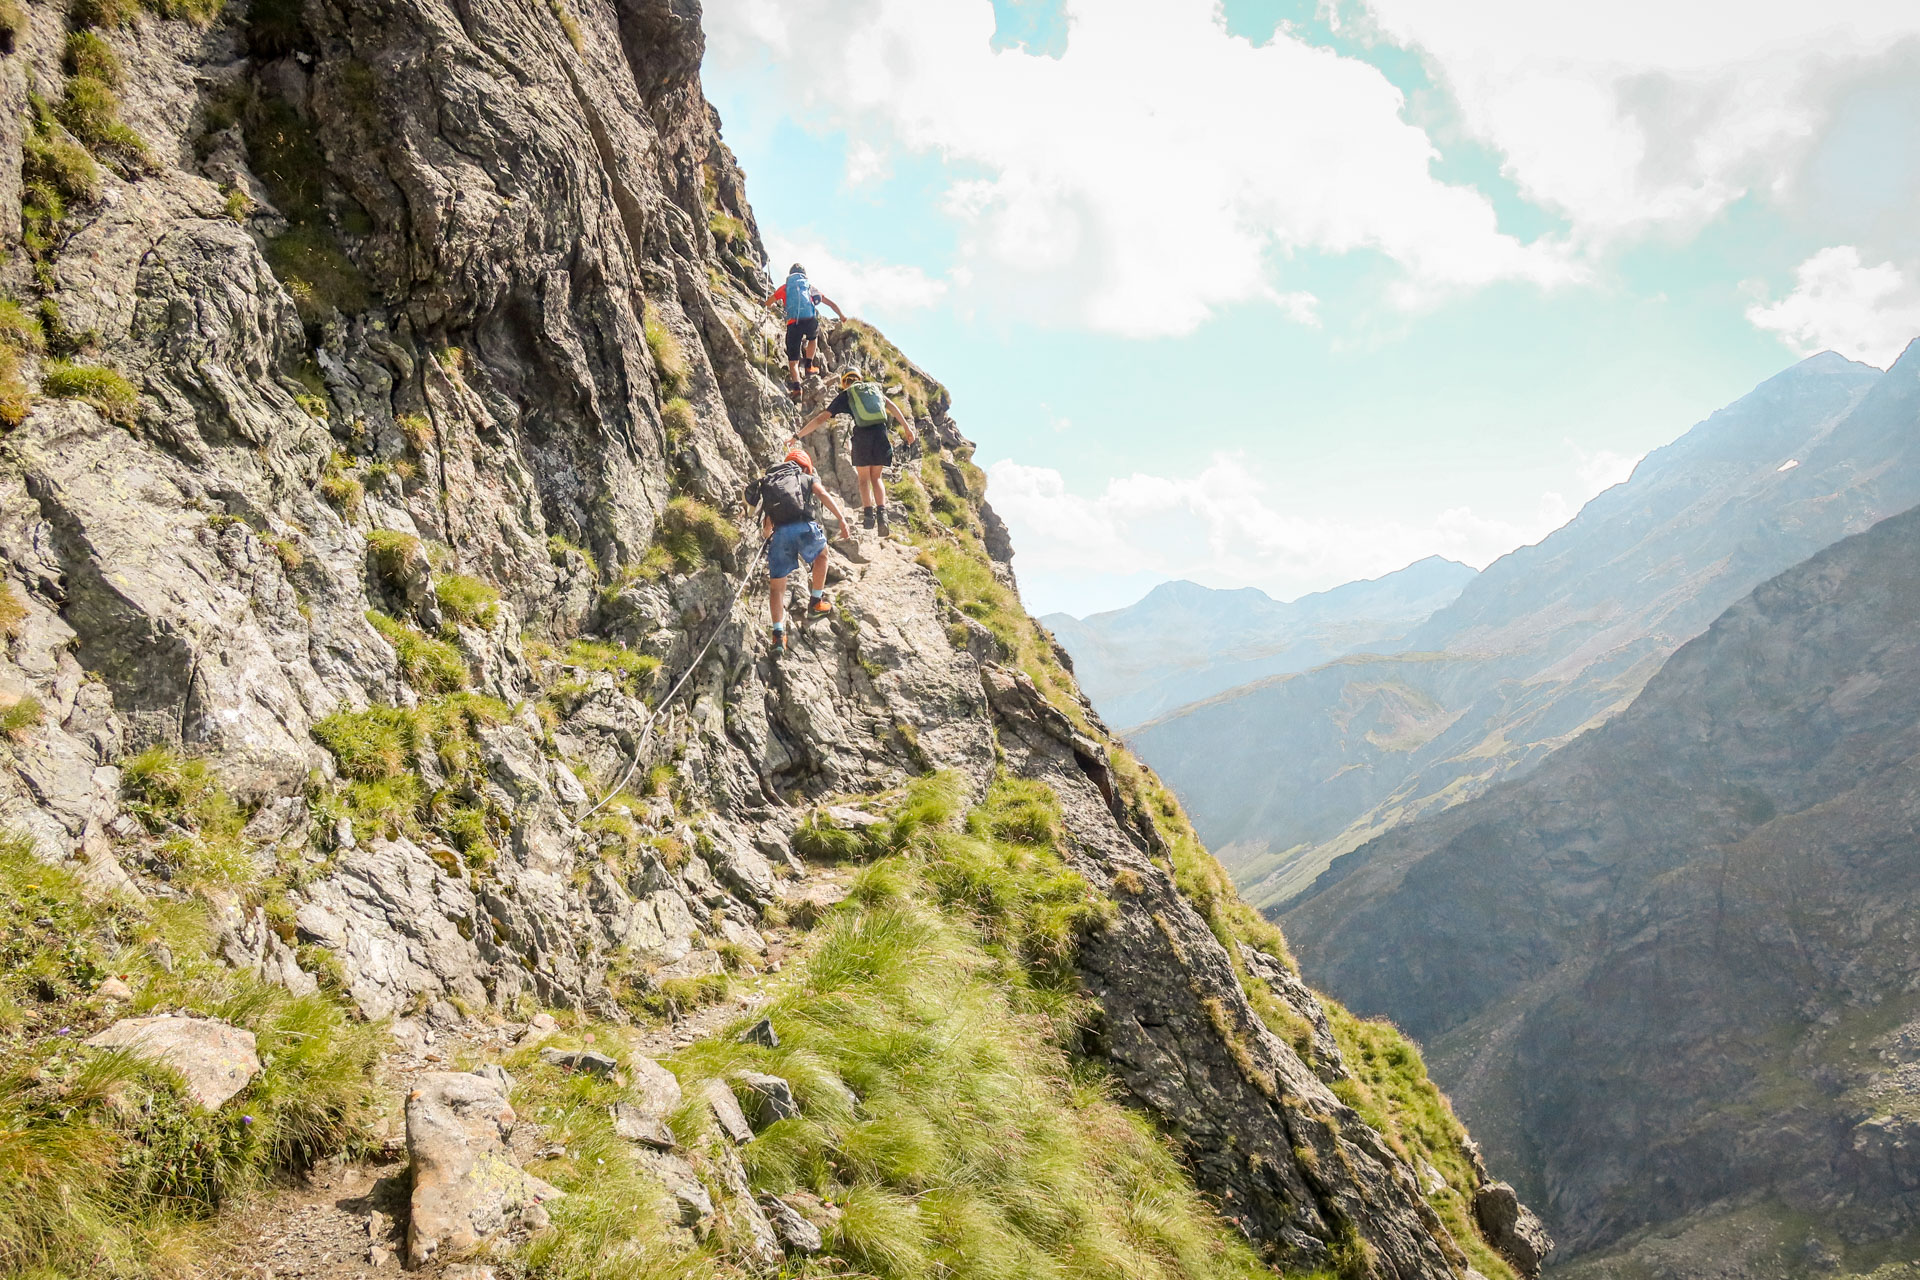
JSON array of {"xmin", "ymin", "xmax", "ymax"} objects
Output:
[
  {"xmin": 794, "ymin": 369, "xmax": 917, "ymax": 536},
  {"xmin": 751, "ymin": 445, "xmax": 852, "ymax": 653},
  {"xmin": 766, "ymin": 263, "xmax": 845, "ymax": 395}
]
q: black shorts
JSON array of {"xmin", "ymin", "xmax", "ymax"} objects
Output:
[
  {"xmin": 784, "ymin": 316, "xmax": 819, "ymax": 362},
  {"xmin": 850, "ymin": 424, "xmax": 892, "ymax": 468}
]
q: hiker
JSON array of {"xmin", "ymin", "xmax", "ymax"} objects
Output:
[
  {"xmin": 794, "ymin": 369, "xmax": 917, "ymax": 535},
  {"xmin": 766, "ymin": 263, "xmax": 845, "ymax": 394},
  {"xmin": 751, "ymin": 445, "xmax": 852, "ymax": 653}
]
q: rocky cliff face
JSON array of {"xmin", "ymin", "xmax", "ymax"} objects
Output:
[
  {"xmin": 0, "ymin": 0, "xmax": 1535, "ymax": 1275},
  {"xmin": 1285, "ymin": 501, "xmax": 1920, "ymax": 1275},
  {"xmin": 1134, "ymin": 349, "xmax": 1918, "ymax": 909}
]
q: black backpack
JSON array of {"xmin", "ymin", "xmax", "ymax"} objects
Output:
[{"xmin": 757, "ymin": 461, "xmax": 814, "ymax": 526}]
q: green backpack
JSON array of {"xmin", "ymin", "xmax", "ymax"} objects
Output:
[{"xmin": 847, "ymin": 381, "xmax": 890, "ymax": 428}]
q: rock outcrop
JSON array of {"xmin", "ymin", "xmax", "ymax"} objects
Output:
[
  {"xmin": 405, "ymin": 1071, "xmax": 562, "ymax": 1268},
  {"xmin": 1285, "ymin": 501, "xmax": 1920, "ymax": 1274}
]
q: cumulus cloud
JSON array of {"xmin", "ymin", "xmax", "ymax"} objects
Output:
[
  {"xmin": 763, "ymin": 234, "xmax": 949, "ymax": 315},
  {"xmin": 1357, "ymin": 0, "xmax": 1920, "ymax": 244},
  {"xmin": 707, "ymin": 0, "xmax": 1579, "ymax": 337},
  {"xmin": 985, "ymin": 454, "xmax": 1576, "ymax": 612},
  {"xmin": 1746, "ymin": 246, "xmax": 1920, "ymax": 368}
]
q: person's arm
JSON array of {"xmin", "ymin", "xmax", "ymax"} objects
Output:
[
  {"xmin": 887, "ymin": 398, "xmax": 918, "ymax": 445},
  {"xmin": 813, "ymin": 483, "xmax": 852, "ymax": 539},
  {"xmin": 817, "ymin": 292, "xmax": 846, "ymax": 322},
  {"xmin": 793, "ymin": 409, "xmax": 832, "ymax": 440},
  {"xmin": 761, "ymin": 511, "xmax": 773, "ymax": 538}
]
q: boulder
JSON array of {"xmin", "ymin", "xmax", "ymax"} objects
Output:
[
  {"xmin": 85, "ymin": 1015, "xmax": 260, "ymax": 1109},
  {"xmin": 1473, "ymin": 1181, "xmax": 1554, "ymax": 1278},
  {"xmin": 630, "ymin": 1054, "xmax": 683, "ymax": 1115},
  {"xmin": 739, "ymin": 1016, "xmax": 779, "ymax": 1048},
  {"xmin": 702, "ymin": 1077, "xmax": 753, "ymax": 1144},
  {"xmin": 639, "ymin": 1150, "xmax": 713, "ymax": 1226},
  {"xmin": 539, "ymin": 1047, "xmax": 618, "ymax": 1076},
  {"xmin": 763, "ymin": 1194, "xmax": 823, "ymax": 1253},
  {"xmin": 406, "ymin": 1072, "xmax": 563, "ymax": 1268},
  {"xmin": 733, "ymin": 1070, "xmax": 799, "ymax": 1127},
  {"xmin": 612, "ymin": 1101, "xmax": 677, "ymax": 1149}
]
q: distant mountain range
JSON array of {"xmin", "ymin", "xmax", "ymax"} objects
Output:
[
  {"xmin": 1283, "ymin": 495, "xmax": 1920, "ymax": 1276},
  {"xmin": 1130, "ymin": 347, "xmax": 1920, "ymax": 908},
  {"xmin": 1041, "ymin": 556, "xmax": 1476, "ymax": 730}
]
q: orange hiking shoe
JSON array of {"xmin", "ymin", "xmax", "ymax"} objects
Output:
[{"xmin": 808, "ymin": 595, "xmax": 832, "ymax": 618}]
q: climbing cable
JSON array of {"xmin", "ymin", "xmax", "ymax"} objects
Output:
[{"xmin": 580, "ymin": 531, "xmax": 773, "ymax": 821}]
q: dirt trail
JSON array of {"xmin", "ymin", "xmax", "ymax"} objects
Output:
[{"xmin": 208, "ymin": 866, "xmax": 853, "ymax": 1278}]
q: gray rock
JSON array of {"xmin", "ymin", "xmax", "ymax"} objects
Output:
[
  {"xmin": 85, "ymin": 1016, "xmax": 260, "ymax": 1110},
  {"xmin": 763, "ymin": 1194, "xmax": 823, "ymax": 1254},
  {"xmin": 611, "ymin": 1101, "xmax": 677, "ymax": 1150},
  {"xmin": 639, "ymin": 1149, "xmax": 712, "ymax": 1225},
  {"xmin": 539, "ymin": 1048, "xmax": 618, "ymax": 1076},
  {"xmin": 733, "ymin": 1070, "xmax": 799, "ymax": 1128},
  {"xmin": 716, "ymin": 1144, "xmax": 781, "ymax": 1270},
  {"xmin": 702, "ymin": 1077, "xmax": 753, "ymax": 1145},
  {"xmin": 471, "ymin": 1063, "xmax": 516, "ymax": 1095},
  {"xmin": 1474, "ymin": 1182, "xmax": 1554, "ymax": 1278},
  {"xmin": 739, "ymin": 1016, "xmax": 779, "ymax": 1048},
  {"xmin": 405, "ymin": 1072, "xmax": 562, "ymax": 1269},
  {"xmin": 629, "ymin": 1054, "xmax": 683, "ymax": 1117}
]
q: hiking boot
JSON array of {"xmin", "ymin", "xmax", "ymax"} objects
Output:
[
  {"xmin": 785, "ymin": 379, "xmax": 802, "ymax": 400},
  {"xmin": 861, "ymin": 506, "xmax": 876, "ymax": 529},
  {"xmin": 875, "ymin": 507, "xmax": 891, "ymax": 536},
  {"xmin": 770, "ymin": 626, "xmax": 788, "ymax": 654},
  {"xmin": 808, "ymin": 595, "xmax": 832, "ymax": 618}
]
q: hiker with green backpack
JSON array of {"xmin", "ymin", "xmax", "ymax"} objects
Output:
[{"xmin": 794, "ymin": 369, "xmax": 918, "ymax": 536}]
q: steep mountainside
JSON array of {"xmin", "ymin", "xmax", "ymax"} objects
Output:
[
  {"xmin": 1133, "ymin": 350, "xmax": 1918, "ymax": 908},
  {"xmin": 0, "ymin": 0, "xmax": 1539, "ymax": 1277},
  {"xmin": 1044, "ymin": 556, "xmax": 1474, "ymax": 730},
  {"xmin": 1285, "ymin": 501, "xmax": 1920, "ymax": 1276}
]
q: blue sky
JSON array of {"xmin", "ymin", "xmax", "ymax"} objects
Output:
[{"xmin": 703, "ymin": 0, "xmax": 1920, "ymax": 616}]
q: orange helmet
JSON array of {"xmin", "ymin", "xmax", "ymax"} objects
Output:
[{"xmin": 784, "ymin": 444, "xmax": 814, "ymax": 473}]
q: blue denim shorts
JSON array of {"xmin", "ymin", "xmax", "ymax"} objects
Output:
[{"xmin": 767, "ymin": 520, "xmax": 828, "ymax": 579}]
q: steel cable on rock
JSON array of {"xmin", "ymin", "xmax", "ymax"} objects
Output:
[
  {"xmin": 580, "ymin": 533, "xmax": 772, "ymax": 822},
  {"xmin": 581, "ymin": 311, "xmax": 817, "ymax": 821}
]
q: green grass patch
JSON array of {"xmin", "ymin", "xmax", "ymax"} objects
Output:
[
  {"xmin": 659, "ymin": 396, "xmax": 695, "ymax": 449},
  {"xmin": 365, "ymin": 611, "xmax": 468, "ymax": 694},
  {"xmin": 0, "ymin": 695, "xmax": 45, "ymax": 738},
  {"xmin": 42, "ymin": 361, "xmax": 139, "ymax": 424},
  {"xmin": 643, "ymin": 315, "xmax": 688, "ymax": 395},
  {"xmin": 364, "ymin": 528, "xmax": 422, "ymax": 588},
  {"xmin": 318, "ymin": 453, "xmax": 364, "ymax": 516},
  {"xmin": 707, "ymin": 211, "xmax": 746, "ymax": 244},
  {"xmin": 118, "ymin": 745, "xmax": 258, "ymax": 886},
  {"xmin": 0, "ymin": 833, "xmax": 381, "ymax": 1276},
  {"xmin": 63, "ymin": 31, "xmax": 122, "ymax": 86},
  {"xmin": 562, "ymin": 638, "xmax": 659, "ymax": 696},
  {"xmin": 546, "ymin": 532, "xmax": 599, "ymax": 580},
  {"xmin": 56, "ymin": 75, "xmax": 147, "ymax": 164},
  {"xmin": 434, "ymin": 573, "xmax": 500, "ymax": 629},
  {"xmin": 309, "ymin": 693, "xmax": 511, "ymax": 847}
]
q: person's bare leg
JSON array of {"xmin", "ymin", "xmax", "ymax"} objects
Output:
[
  {"xmin": 810, "ymin": 552, "xmax": 829, "ymax": 593},
  {"xmin": 768, "ymin": 578, "xmax": 787, "ymax": 626},
  {"xmin": 860, "ymin": 466, "xmax": 887, "ymax": 508}
]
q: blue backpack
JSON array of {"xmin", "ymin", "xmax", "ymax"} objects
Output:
[{"xmin": 783, "ymin": 271, "xmax": 817, "ymax": 321}]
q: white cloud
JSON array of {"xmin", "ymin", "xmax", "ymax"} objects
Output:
[
  {"xmin": 985, "ymin": 454, "xmax": 1574, "ymax": 611},
  {"xmin": 763, "ymin": 235, "xmax": 949, "ymax": 316},
  {"xmin": 707, "ymin": 0, "xmax": 1580, "ymax": 337},
  {"xmin": 1569, "ymin": 442, "xmax": 1645, "ymax": 497},
  {"xmin": 1746, "ymin": 246, "xmax": 1920, "ymax": 368},
  {"xmin": 1355, "ymin": 0, "xmax": 1920, "ymax": 244}
]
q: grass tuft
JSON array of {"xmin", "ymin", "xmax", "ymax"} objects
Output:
[
  {"xmin": 643, "ymin": 315, "xmax": 688, "ymax": 395},
  {"xmin": 42, "ymin": 361, "xmax": 139, "ymax": 425},
  {"xmin": 365, "ymin": 611, "xmax": 469, "ymax": 693},
  {"xmin": 434, "ymin": 573, "xmax": 501, "ymax": 628}
]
